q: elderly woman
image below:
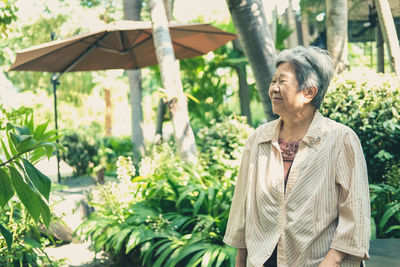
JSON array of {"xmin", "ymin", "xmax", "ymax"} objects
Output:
[{"xmin": 223, "ymin": 46, "xmax": 370, "ymax": 267}]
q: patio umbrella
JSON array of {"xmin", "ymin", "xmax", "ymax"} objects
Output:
[
  {"xmin": 9, "ymin": 20, "xmax": 237, "ymax": 182},
  {"xmin": 9, "ymin": 20, "xmax": 236, "ymax": 73}
]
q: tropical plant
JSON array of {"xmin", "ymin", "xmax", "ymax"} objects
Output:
[
  {"xmin": 370, "ymin": 183, "xmax": 400, "ymax": 239},
  {"xmin": 79, "ymin": 116, "xmax": 252, "ymax": 266},
  {"xmin": 97, "ymin": 136, "xmax": 134, "ymax": 175},
  {"xmin": 0, "ymin": 106, "xmax": 58, "ymax": 265},
  {"xmin": 0, "ymin": 198, "xmax": 54, "ymax": 266}
]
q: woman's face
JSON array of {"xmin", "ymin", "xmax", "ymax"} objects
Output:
[{"xmin": 269, "ymin": 62, "xmax": 307, "ymax": 117}]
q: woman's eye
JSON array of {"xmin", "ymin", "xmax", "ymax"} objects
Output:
[{"xmin": 271, "ymin": 80, "xmax": 276, "ymax": 83}]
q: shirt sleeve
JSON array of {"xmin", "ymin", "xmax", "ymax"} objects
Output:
[
  {"xmin": 330, "ymin": 129, "xmax": 371, "ymax": 260},
  {"xmin": 223, "ymin": 133, "xmax": 254, "ymax": 248}
]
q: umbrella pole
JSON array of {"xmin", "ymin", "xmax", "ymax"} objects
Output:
[{"xmin": 51, "ymin": 75, "xmax": 61, "ymax": 183}]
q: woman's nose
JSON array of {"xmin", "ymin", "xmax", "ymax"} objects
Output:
[{"xmin": 270, "ymin": 82, "xmax": 280, "ymax": 93}]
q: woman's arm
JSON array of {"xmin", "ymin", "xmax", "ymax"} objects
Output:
[
  {"xmin": 318, "ymin": 249, "xmax": 346, "ymax": 267},
  {"xmin": 235, "ymin": 248, "xmax": 248, "ymax": 267}
]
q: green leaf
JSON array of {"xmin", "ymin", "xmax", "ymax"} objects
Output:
[
  {"xmin": 384, "ymin": 225, "xmax": 400, "ymax": 235},
  {"xmin": 0, "ymin": 168, "xmax": 14, "ymax": 207},
  {"xmin": 168, "ymin": 242, "xmax": 208, "ymax": 265},
  {"xmin": 111, "ymin": 227, "xmax": 131, "ymax": 254},
  {"xmin": 24, "ymin": 238, "xmax": 42, "ymax": 248},
  {"xmin": 0, "ymin": 223, "xmax": 13, "ymax": 249},
  {"xmin": 379, "ymin": 203, "xmax": 400, "ymax": 233},
  {"xmin": 23, "ymin": 159, "xmax": 51, "ymax": 201},
  {"xmin": 38, "ymin": 196, "xmax": 51, "ymax": 228},
  {"xmin": 14, "ymin": 125, "xmax": 31, "ymax": 136},
  {"xmin": 7, "ymin": 132, "xmax": 18, "ymax": 156},
  {"xmin": 16, "ymin": 135, "xmax": 34, "ymax": 153},
  {"xmin": 9, "ymin": 166, "xmax": 41, "ymax": 223},
  {"xmin": 154, "ymin": 243, "xmax": 179, "ymax": 267},
  {"xmin": 370, "ymin": 218, "xmax": 376, "ymax": 240},
  {"xmin": 34, "ymin": 121, "xmax": 48, "ymax": 139},
  {"xmin": 1, "ymin": 139, "xmax": 12, "ymax": 161}
]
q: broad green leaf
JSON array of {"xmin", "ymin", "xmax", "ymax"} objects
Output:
[
  {"xmin": 38, "ymin": 196, "xmax": 51, "ymax": 228},
  {"xmin": 215, "ymin": 249, "xmax": 227, "ymax": 267},
  {"xmin": 9, "ymin": 132, "xmax": 21, "ymax": 147},
  {"xmin": 370, "ymin": 218, "xmax": 376, "ymax": 240},
  {"xmin": 379, "ymin": 203, "xmax": 400, "ymax": 233},
  {"xmin": 14, "ymin": 125, "xmax": 31, "ymax": 136},
  {"xmin": 16, "ymin": 135, "xmax": 34, "ymax": 153},
  {"xmin": 7, "ymin": 133, "xmax": 18, "ymax": 156},
  {"xmin": 142, "ymin": 238, "xmax": 170, "ymax": 265},
  {"xmin": 201, "ymin": 250, "xmax": 212, "ymax": 267},
  {"xmin": 1, "ymin": 139, "xmax": 12, "ymax": 161},
  {"xmin": 154, "ymin": 243, "xmax": 179, "ymax": 267},
  {"xmin": 23, "ymin": 159, "xmax": 51, "ymax": 201},
  {"xmin": 0, "ymin": 223, "xmax": 13, "ymax": 249},
  {"xmin": 384, "ymin": 225, "xmax": 400, "ymax": 235},
  {"xmin": 0, "ymin": 168, "xmax": 14, "ymax": 207},
  {"xmin": 34, "ymin": 121, "xmax": 48, "ymax": 139},
  {"xmin": 9, "ymin": 166, "xmax": 41, "ymax": 223},
  {"xmin": 111, "ymin": 227, "xmax": 131, "ymax": 254},
  {"xmin": 185, "ymin": 250, "xmax": 205, "ymax": 267},
  {"xmin": 29, "ymin": 147, "xmax": 47, "ymax": 164},
  {"xmin": 167, "ymin": 242, "xmax": 208, "ymax": 265}
]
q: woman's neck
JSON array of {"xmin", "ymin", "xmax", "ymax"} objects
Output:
[{"xmin": 279, "ymin": 107, "xmax": 316, "ymax": 141}]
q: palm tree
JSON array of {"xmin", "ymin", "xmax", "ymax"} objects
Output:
[
  {"xmin": 326, "ymin": 0, "xmax": 348, "ymax": 73},
  {"xmin": 123, "ymin": 0, "xmax": 145, "ymax": 158},
  {"xmin": 226, "ymin": 0, "xmax": 277, "ymax": 121},
  {"xmin": 155, "ymin": 0, "xmax": 175, "ymax": 143},
  {"xmin": 148, "ymin": 0, "xmax": 197, "ymax": 162},
  {"xmin": 374, "ymin": 0, "xmax": 400, "ymax": 75}
]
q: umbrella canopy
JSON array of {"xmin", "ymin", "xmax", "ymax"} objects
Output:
[{"xmin": 9, "ymin": 20, "xmax": 236, "ymax": 73}]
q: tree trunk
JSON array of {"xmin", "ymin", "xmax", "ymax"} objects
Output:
[
  {"xmin": 154, "ymin": 98, "xmax": 166, "ymax": 144},
  {"xmin": 300, "ymin": 12, "xmax": 310, "ymax": 47},
  {"xmin": 104, "ymin": 88, "xmax": 112, "ymax": 136},
  {"xmin": 376, "ymin": 21, "xmax": 385, "ymax": 73},
  {"xmin": 374, "ymin": 0, "xmax": 400, "ymax": 75},
  {"xmin": 285, "ymin": 0, "xmax": 299, "ymax": 48},
  {"xmin": 226, "ymin": 0, "xmax": 276, "ymax": 121},
  {"xmin": 149, "ymin": 0, "xmax": 197, "ymax": 163},
  {"xmin": 163, "ymin": 0, "xmax": 174, "ymax": 21},
  {"xmin": 155, "ymin": 0, "xmax": 175, "ymax": 142},
  {"xmin": 123, "ymin": 0, "xmax": 145, "ymax": 158},
  {"xmin": 232, "ymin": 39, "xmax": 251, "ymax": 125},
  {"xmin": 326, "ymin": 0, "xmax": 348, "ymax": 73}
]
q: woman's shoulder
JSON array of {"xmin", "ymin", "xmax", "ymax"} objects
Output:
[
  {"xmin": 245, "ymin": 118, "xmax": 281, "ymax": 145},
  {"xmin": 320, "ymin": 114, "xmax": 360, "ymax": 141}
]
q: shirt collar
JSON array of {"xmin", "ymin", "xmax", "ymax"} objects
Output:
[{"xmin": 256, "ymin": 110, "xmax": 325, "ymax": 149}]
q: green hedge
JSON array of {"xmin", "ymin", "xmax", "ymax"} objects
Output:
[{"xmin": 321, "ymin": 70, "xmax": 400, "ymax": 184}]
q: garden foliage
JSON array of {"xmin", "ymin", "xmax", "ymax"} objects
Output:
[
  {"xmin": 60, "ymin": 133, "xmax": 134, "ymax": 177},
  {"xmin": 78, "ymin": 116, "xmax": 253, "ymax": 266},
  {"xmin": 370, "ymin": 183, "xmax": 400, "ymax": 239},
  {"xmin": 321, "ymin": 71, "xmax": 400, "ymax": 184},
  {"xmin": 0, "ymin": 106, "xmax": 57, "ymax": 265}
]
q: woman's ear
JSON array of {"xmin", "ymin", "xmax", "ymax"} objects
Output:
[{"xmin": 303, "ymin": 86, "xmax": 318, "ymax": 104}]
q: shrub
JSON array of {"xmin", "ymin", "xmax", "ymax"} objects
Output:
[
  {"xmin": 321, "ymin": 70, "xmax": 400, "ymax": 184},
  {"xmin": 60, "ymin": 132, "xmax": 99, "ymax": 177},
  {"xmin": 97, "ymin": 136, "xmax": 134, "ymax": 175},
  {"xmin": 79, "ymin": 116, "xmax": 252, "ymax": 266},
  {"xmin": 0, "ymin": 106, "xmax": 58, "ymax": 265}
]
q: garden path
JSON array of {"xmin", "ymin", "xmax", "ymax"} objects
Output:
[{"xmin": 37, "ymin": 157, "xmax": 112, "ymax": 266}]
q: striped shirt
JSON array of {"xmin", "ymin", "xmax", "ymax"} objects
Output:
[{"xmin": 223, "ymin": 111, "xmax": 370, "ymax": 267}]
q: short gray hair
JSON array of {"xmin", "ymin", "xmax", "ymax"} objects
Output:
[{"xmin": 275, "ymin": 46, "xmax": 334, "ymax": 109}]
